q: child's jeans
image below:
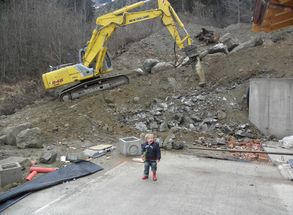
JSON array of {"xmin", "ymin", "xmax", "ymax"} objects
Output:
[{"xmin": 144, "ymin": 160, "xmax": 157, "ymax": 176}]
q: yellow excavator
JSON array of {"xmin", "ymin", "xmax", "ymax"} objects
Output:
[{"xmin": 42, "ymin": 0, "xmax": 204, "ymax": 101}]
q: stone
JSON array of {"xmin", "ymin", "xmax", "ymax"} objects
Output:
[
  {"xmin": 172, "ymin": 141, "xmax": 184, "ymax": 150},
  {"xmin": 182, "ymin": 100, "xmax": 194, "ymax": 107},
  {"xmin": 180, "ymin": 56, "xmax": 190, "ymax": 66},
  {"xmin": 47, "ymin": 145, "xmax": 54, "ymax": 150},
  {"xmin": 199, "ymin": 123, "xmax": 209, "ymax": 132},
  {"xmin": 0, "ymin": 135, "xmax": 6, "ymax": 145},
  {"xmin": 135, "ymin": 122, "xmax": 148, "ymax": 132},
  {"xmin": 183, "ymin": 116, "xmax": 194, "ymax": 126},
  {"xmin": 215, "ymin": 137, "xmax": 226, "ymax": 145},
  {"xmin": 4, "ymin": 122, "xmax": 32, "ymax": 146},
  {"xmin": 168, "ymin": 121, "xmax": 178, "ymax": 128},
  {"xmin": 235, "ymin": 130, "xmax": 254, "ymax": 138},
  {"xmin": 217, "ymin": 110, "xmax": 227, "ymax": 120},
  {"xmin": 191, "ymin": 114, "xmax": 202, "ymax": 122},
  {"xmin": 143, "ymin": 58, "xmax": 159, "ymax": 73},
  {"xmin": 134, "ymin": 68, "xmax": 145, "ymax": 75},
  {"xmin": 16, "ymin": 127, "xmax": 45, "ymax": 149},
  {"xmin": 151, "ymin": 62, "xmax": 174, "ymax": 73},
  {"xmin": 238, "ymin": 124, "xmax": 249, "ymax": 129},
  {"xmin": 40, "ymin": 151, "xmax": 57, "ymax": 164},
  {"xmin": 150, "ymin": 121, "xmax": 159, "ymax": 130},
  {"xmin": 203, "ymin": 118, "xmax": 217, "ymax": 124},
  {"xmin": 196, "ymin": 95, "xmax": 205, "ymax": 101},
  {"xmin": 173, "ymin": 113, "xmax": 184, "ymax": 124},
  {"xmin": 157, "ymin": 102, "xmax": 168, "ymax": 110},
  {"xmin": 163, "ymin": 132, "xmax": 175, "ymax": 150},
  {"xmin": 133, "ymin": 97, "xmax": 140, "ymax": 103},
  {"xmin": 159, "ymin": 121, "xmax": 169, "ymax": 132},
  {"xmin": 222, "ymin": 125, "xmax": 233, "ymax": 134}
]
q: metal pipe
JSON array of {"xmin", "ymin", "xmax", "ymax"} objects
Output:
[
  {"xmin": 26, "ymin": 171, "xmax": 37, "ymax": 181},
  {"xmin": 188, "ymin": 146, "xmax": 293, "ymax": 156},
  {"xmin": 30, "ymin": 167, "xmax": 58, "ymax": 173}
]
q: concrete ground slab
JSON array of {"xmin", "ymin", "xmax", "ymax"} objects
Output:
[{"xmin": 2, "ymin": 152, "xmax": 293, "ymax": 215}]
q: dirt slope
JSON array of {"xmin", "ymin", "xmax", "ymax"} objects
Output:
[{"xmin": 0, "ymin": 24, "xmax": 292, "ymax": 161}]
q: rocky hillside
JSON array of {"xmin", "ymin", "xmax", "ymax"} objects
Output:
[{"xmin": 0, "ymin": 23, "xmax": 292, "ymax": 168}]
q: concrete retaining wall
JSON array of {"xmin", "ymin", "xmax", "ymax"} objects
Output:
[{"xmin": 249, "ymin": 78, "xmax": 293, "ymax": 138}]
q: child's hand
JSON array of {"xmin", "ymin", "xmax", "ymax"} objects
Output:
[
  {"xmin": 141, "ymin": 155, "xmax": 145, "ymax": 161},
  {"xmin": 157, "ymin": 159, "xmax": 160, "ymax": 163}
]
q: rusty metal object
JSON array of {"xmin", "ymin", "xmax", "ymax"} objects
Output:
[{"xmin": 252, "ymin": 0, "xmax": 293, "ymax": 32}]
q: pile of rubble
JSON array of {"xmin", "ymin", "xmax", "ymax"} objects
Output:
[
  {"xmin": 227, "ymin": 138, "xmax": 268, "ymax": 161},
  {"xmin": 120, "ymin": 87, "xmax": 257, "ymax": 140}
]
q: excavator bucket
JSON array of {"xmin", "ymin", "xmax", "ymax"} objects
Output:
[
  {"xmin": 183, "ymin": 45, "xmax": 206, "ymax": 86},
  {"xmin": 252, "ymin": 0, "xmax": 293, "ymax": 32}
]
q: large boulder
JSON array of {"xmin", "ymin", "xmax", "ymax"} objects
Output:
[
  {"xmin": 159, "ymin": 121, "xmax": 169, "ymax": 132},
  {"xmin": 135, "ymin": 122, "xmax": 148, "ymax": 132},
  {"xmin": 163, "ymin": 132, "xmax": 175, "ymax": 150},
  {"xmin": 0, "ymin": 135, "xmax": 6, "ymax": 145},
  {"xmin": 3, "ymin": 122, "xmax": 32, "ymax": 146},
  {"xmin": 143, "ymin": 58, "xmax": 159, "ymax": 73},
  {"xmin": 16, "ymin": 127, "xmax": 45, "ymax": 149}
]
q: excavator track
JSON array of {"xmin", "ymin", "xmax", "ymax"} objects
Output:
[{"xmin": 59, "ymin": 75, "xmax": 129, "ymax": 101}]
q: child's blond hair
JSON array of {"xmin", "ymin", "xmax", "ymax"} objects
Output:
[{"xmin": 145, "ymin": 133, "xmax": 155, "ymax": 140}]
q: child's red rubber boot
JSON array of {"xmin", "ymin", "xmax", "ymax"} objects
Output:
[
  {"xmin": 142, "ymin": 175, "xmax": 148, "ymax": 180},
  {"xmin": 152, "ymin": 171, "xmax": 157, "ymax": 181}
]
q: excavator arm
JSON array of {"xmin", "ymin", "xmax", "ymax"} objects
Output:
[
  {"xmin": 83, "ymin": 0, "xmax": 192, "ymax": 76},
  {"xmin": 42, "ymin": 0, "xmax": 202, "ymax": 100}
]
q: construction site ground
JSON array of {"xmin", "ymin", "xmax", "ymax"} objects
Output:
[
  {"xmin": 3, "ymin": 152, "xmax": 293, "ymax": 215},
  {"xmin": 0, "ymin": 23, "xmax": 293, "ymax": 212},
  {"xmin": 1, "ymin": 24, "xmax": 292, "ymax": 160}
]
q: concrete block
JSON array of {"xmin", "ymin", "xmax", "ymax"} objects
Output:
[
  {"xmin": 0, "ymin": 156, "xmax": 30, "ymax": 170},
  {"xmin": 249, "ymin": 78, "xmax": 293, "ymax": 138},
  {"xmin": 66, "ymin": 152, "xmax": 88, "ymax": 162},
  {"xmin": 118, "ymin": 136, "xmax": 142, "ymax": 156},
  {"xmin": 0, "ymin": 162, "xmax": 22, "ymax": 187}
]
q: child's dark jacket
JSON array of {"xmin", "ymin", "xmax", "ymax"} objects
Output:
[{"xmin": 141, "ymin": 142, "xmax": 161, "ymax": 161}]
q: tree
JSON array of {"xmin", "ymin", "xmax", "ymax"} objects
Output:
[{"xmin": 0, "ymin": 0, "xmax": 94, "ymax": 82}]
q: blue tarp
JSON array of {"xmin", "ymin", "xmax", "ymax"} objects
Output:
[{"xmin": 0, "ymin": 161, "xmax": 103, "ymax": 213}]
